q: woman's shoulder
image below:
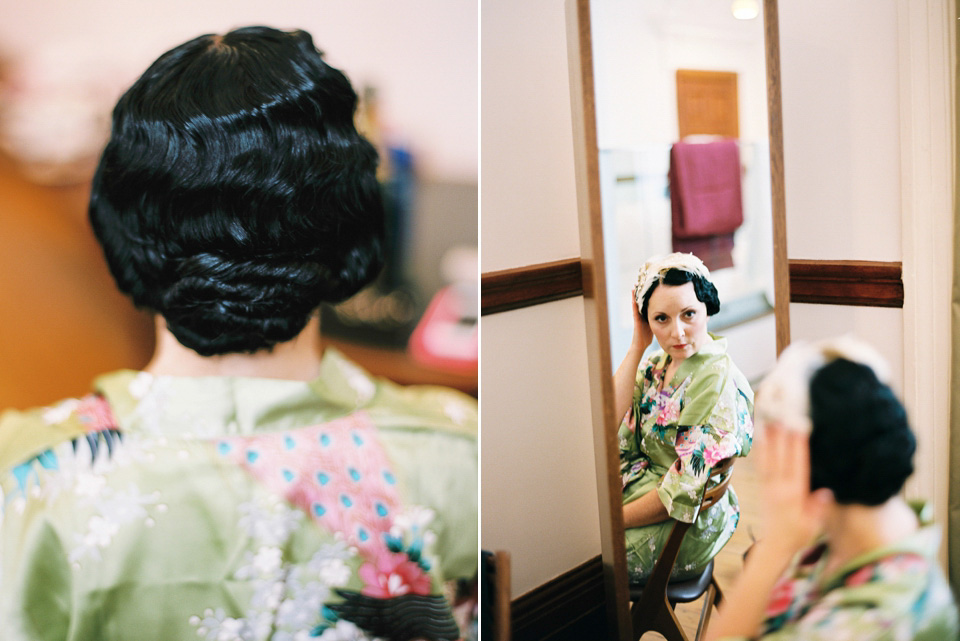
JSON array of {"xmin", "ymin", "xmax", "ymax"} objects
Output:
[
  {"xmin": 0, "ymin": 393, "xmax": 120, "ymax": 476},
  {"xmin": 319, "ymin": 348, "xmax": 477, "ymax": 440}
]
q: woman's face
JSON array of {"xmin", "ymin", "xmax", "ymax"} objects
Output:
[{"xmin": 646, "ymin": 281, "xmax": 710, "ymax": 365}]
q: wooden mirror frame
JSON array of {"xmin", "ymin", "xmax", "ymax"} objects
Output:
[{"xmin": 565, "ymin": 0, "xmax": 790, "ymax": 638}]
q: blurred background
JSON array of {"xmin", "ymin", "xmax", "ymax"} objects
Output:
[{"xmin": 0, "ymin": 0, "xmax": 478, "ymax": 408}]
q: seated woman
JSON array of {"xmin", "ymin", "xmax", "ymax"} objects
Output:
[
  {"xmin": 707, "ymin": 336, "xmax": 958, "ymax": 641},
  {"xmin": 614, "ymin": 252, "xmax": 753, "ymax": 582},
  {"xmin": 0, "ymin": 27, "xmax": 477, "ymax": 641}
]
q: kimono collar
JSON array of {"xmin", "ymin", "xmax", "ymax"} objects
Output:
[
  {"xmin": 657, "ymin": 334, "xmax": 728, "ymax": 386},
  {"xmin": 92, "ymin": 348, "xmax": 379, "ymax": 434}
]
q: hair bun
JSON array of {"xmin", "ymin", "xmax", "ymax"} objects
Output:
[{"xmin": 808, "ymin": 358, "xmax": 915, "ymax": 505}]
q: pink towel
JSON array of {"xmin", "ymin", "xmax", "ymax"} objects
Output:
[{"xmin": 669, "ymin": 139, "xmax": 744, "ymax": 270}]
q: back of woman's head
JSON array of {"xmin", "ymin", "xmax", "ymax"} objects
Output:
[
  {"xmin": 755, "ymin": 336, "xmax": 915, "ymax": 506},
  {"xmin": 808, "ymin": 358, "xmax": 915, "ymax": 505},
  {"xmin": 90, "ymin": 26, "xmax": 384, "ymax": 356}
]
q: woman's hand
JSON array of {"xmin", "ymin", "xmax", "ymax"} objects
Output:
[
  {"xmin": 630, "ymin": 288, "xmax": 653, "ymax": 355},
  {"xmin": 758, "ymin": 425, "xmax": 832, "ymax": 554},
  {"xmin": 613, "ymin": 288, "xmax": 653, "ymax": 426},
  {"xmin": 705, "ymin": 425, "xmax": 832, "ymax": 641}
]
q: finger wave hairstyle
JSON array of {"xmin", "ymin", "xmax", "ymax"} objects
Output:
[
  {"xmin": 809, "ymin": 358, "xmax": 915, "ymax": 505},
  {"xmin": 639, "ymin": 268, "xmax": 721, "ymax": 320},
  {"xmin": 90, "ymin": 26, "xmax": 384, "ymax": 356}
]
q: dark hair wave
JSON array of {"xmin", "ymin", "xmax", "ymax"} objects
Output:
[
  {"xmin": 640, "ymin": 268, "xmax": 721, "ymax": 320},
  {"xmin": 90, "ymin": 26, "xmax": 384, "ymax": 356}
]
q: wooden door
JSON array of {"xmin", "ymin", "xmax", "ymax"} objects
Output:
[{"xmin": 676, "ymin": 70, "xmax": 739, "ymax": 138}]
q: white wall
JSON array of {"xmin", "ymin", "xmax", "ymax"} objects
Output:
[
  {"xmin": 480, "ymin": 0, "xmax": 583, "ymax": 272},
  {"xmin": 480, "ymin": 300, "xmax": 599, "ymax": 596},
  {"xmin": 780, "ymin": 0, "xmax": 905, "ymax": 383},
  {"xmin": 0, "ymin": 0, "xmax": 477, "ymax": 182},
  {"xmin": 481, "ymin": 0, "xmax": 601, "ymax": 597},
  {"xmin": 592, "ymin": 0, "xmax": 768, "ymax": 149},
  {"xmin": 781, "ymin": 0, "xmax": 955, "ymax": 561}
]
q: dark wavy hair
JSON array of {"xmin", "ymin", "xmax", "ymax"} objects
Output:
[
  {"xmin": 640, "ymin": 268, "xmax": 720, "ymax": 320},
  {"xmin": 808, "ymin": 359, "xmax": 915, "ymax": 505},
  {"xmin": 89, "ymin": 26, "xmax": 384, "ymax": 356}
]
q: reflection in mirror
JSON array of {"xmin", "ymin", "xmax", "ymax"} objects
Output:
[
  {"xmin": 593, "ymin": 0, "xmax": 776, "ymax": 381},
  {"xmin": 566, "ymin": 0, "xmax": 790, "ymax": 638}
]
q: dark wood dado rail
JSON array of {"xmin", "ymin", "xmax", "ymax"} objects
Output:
[
  {"xmin": 788, "ymin": 259, "xmax": 903, "ymax": 308},
  {"xmin": 481, "ymin": 258, "xmax": 904, "ymax": 315},
  {"xmin": 481, "ymin": 258, "xmax": 583, "ymax": 315}
]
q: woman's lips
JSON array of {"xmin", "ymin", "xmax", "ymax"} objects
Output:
[{"xmin": 673, "ymin": 343, "xmax": 687, "ymax": 350}]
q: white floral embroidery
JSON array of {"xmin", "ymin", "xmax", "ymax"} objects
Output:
[
  {"xmin": 69, "ymin": 483, "xmax": 162, "ymax": 565},
  {"xmin": 191, "ymin": 493, "xmax": 360, "ymax": 640},
  {"xmin": 238, "ymin": 495, "xmax": 304, "ymax": 546},
  {"xmin": 442, "ymin": 399, "xmax": 469, "ymax": 425},
  {"xmin": 313, "ymin": 620, "xmax": 378, "ymax": 641},
  {"xmin": 391, "ymin": 505, "xmax": 434, "ymax": 533},
  {"xmin": 42, "ymin": 398, "xmax": 81, "ymax": 424},
  {"xmin": 191, "ymin": 608, "xmax": 257, "ymax": 641},
  {"xmin": 338, "ymin": 360, "xmax": 375, "ymax": 406}
]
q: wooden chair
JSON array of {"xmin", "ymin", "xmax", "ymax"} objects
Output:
[
  {"xmin": 481, "ymin": 549, "xmax": 512, "ymax": 641},
  {"xmin": 629, "ymin": 457, "xmax": 735, "ymax": 641}
]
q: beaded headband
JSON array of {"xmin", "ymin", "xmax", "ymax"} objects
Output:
[
  {"xmin": 754, "ymin": 335, "xmax": 891, "ymax": 434},
  {"xmin": 634, "ymin": 252, "xmax": 712, "ymax": 306}
]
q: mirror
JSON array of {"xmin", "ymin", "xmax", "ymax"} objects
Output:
[{"xmin": 566, "ymin": 0, "xmax": 790, "ymax": 637}]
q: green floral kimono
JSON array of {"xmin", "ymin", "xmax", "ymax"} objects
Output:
[
  {"xmin": 619, "ymin": 336, "xmax": 753, "ymax": 582},
  {"xmin": 716, "ymin": 503, "xmax": 958, "ymax": 641},
  {"xmin": 0, "ymin": 348, "xmax": 478, "ymax": 641}
]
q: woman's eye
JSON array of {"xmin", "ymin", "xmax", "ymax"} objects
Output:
[
  {"xmin": 683, "ymin": 310, "xmax": 696, "ymax": 319},
  {"xmin": 654, "ymin": 315, "xmax": 667, "ymax": 323}
]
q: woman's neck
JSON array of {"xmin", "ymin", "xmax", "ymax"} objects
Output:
[
  {"xmin": 144, "ymin": 315, "xmax": 324, "ymax": 381},
  {"xmin": 821, "ymin": 497, "xmax": 919, "ymax": 576}
]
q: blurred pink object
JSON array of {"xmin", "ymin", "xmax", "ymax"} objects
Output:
[{"xmin": 408, "ymin": 285, "xmax": 478, "ymax": 375}]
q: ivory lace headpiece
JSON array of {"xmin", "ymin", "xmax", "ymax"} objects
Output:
[
  {"xmin": 754, "ymin": 335, "xmax": 891, "ymax": 434},
  {"xmin": 634, "ymin": 252, "xmax": 712, "ymax": 306}
]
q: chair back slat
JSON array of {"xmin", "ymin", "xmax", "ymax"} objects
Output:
[{"xmin": 701, "ymin": 457, "xmax": 734, "ymax": 510}]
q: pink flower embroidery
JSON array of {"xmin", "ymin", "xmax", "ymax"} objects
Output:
[
  {"xmin": 845, "ymin": 565, "xmax": 874, "ymax": 587},
  {"xmin": 703, "ymin": 443, "xmax": 728, "ymax": 467},
  {"xmin": 764, "ymin": 577, "xmax": 796, "ymax": 618},
  {"xmin": 655, "ymin": 396, "xmax": 680, "ymax": 426},
  {"xmin": 359, "ymin": 550, "xmax": 432, "ymax": 597},
  {"xmin": 75, "ymin": 395, "xmax": 118, "ymax": 433}
]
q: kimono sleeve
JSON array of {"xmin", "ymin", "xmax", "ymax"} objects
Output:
[
  {"xmin": 0, "ymin": 491, "xmax": 73, "ymax": 641},
  {"xmin": 656, "ymin": 366, "xmax": 744, "ymax": 522},
  {"xmin": 743, "ymin": 606, "xmax": 903, "ymax": 641},
  {"xmin": 618, "ymin": 359, "xmax": 654, "ymax": 492}
]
